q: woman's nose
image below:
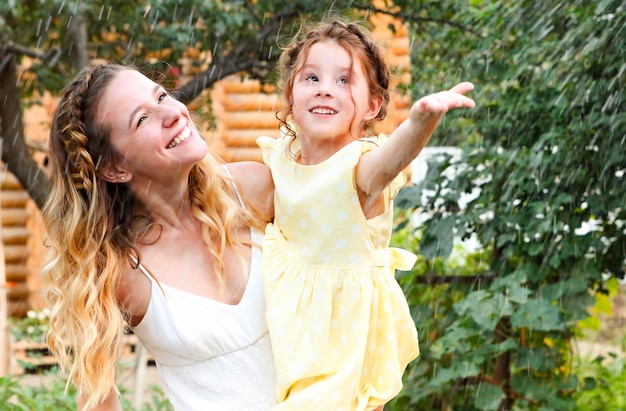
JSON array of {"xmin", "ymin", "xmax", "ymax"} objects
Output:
[{"xmin": 157, "ymin": 104, "xmax": 182, "ymax": 127}]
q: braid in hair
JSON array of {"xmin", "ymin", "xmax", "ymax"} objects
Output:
[{"xmin": 63, "ymin": 71, "xmax": 96, "ymax": 192}]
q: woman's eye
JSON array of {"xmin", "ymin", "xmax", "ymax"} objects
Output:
[{"xmin": 158, "ymin": 92, "xmax": 168, "ymax": 102}]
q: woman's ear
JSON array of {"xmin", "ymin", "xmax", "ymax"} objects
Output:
[{"xmin": 100, "ymin": 166, "xmax": 132, "ymax": 183}]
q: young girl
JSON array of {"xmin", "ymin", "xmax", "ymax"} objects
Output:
[{"xmin": 257, "ymin": 19, "xmax": 475, "ymax": 410}]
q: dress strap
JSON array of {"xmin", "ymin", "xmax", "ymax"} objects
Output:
[
  {"xmin": 222, "ymin": 164, "xmax": 246, "ymax": 210},
  {"xmin": 128, "ymin": 254, "xmax": 153, "ymax": 281}
]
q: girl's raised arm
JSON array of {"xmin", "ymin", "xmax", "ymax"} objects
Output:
[{"xmin": 357, "ymin": 82, "xmax": 475, "ymax": 196}]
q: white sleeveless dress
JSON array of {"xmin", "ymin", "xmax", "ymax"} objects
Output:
[{"xmin": 131, "ymin": 228, "xmax": 277, "ymax": 411}]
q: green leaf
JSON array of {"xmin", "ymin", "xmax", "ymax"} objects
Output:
[
  {"xmin": 474, "ymin": 383, "xmax": 504, "ymax": 411},
  {"xmin": 420, "ymin": 215, "xmax": 455, "ymax": 259},
  {"xmin": 510, "ymin": 297, "xmax": 564, "ymax": 331}
]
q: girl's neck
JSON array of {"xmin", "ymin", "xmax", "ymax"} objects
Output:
[{"xmin": 296, "ymin": 133, "xmax": 365, "ymax": 165}]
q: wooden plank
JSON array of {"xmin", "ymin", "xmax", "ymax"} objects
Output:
[
  {"xmin": 387, "ymin": 55, "xmax": 411, "ymax": 70},
  {"xmin": 391, "ymin": 36, "xmax": 410, "ymax": 56},
  {"xmin": 5, "ymin": 265, "xmax": 29, "ymax": 282},
  {"xmin": 3, "ymin": 245, "xmax": 28, "ymax": 264},
  {"xmin": 227, "ymin": 147, "xmax": 263, "ymax": 163},
  {"xmin": 222, "ymin": 112, "xmax": 280, "ymax": 129},
  {"xmin": 0, "ymin": 186, "xmax": 7, "ymax": 375},
  {"xmin": 222, "ymin": 93, "xmax": 282, "ymax": 111},
  {"xmin": 2, "ymin": 208, "xmax": 28, "ymax": 226},
  {"xmin": 0, "ymin": 172, "xmax": 22, "ymax": 190},
  {"xmin": 0, "ymin": 191, "xmax": 29, "ymax": 208},
  {"xmin": 223, "ymin": 130, "xmax": 281, "ymax": 147},
  {"xmin": 221, "ymin": 79, "xmax": 275, "ymax": 94},
  {"xmin": 7, "ymin": 282, "xmax": 29, "ymax": 300},
  {"xmin": 2, "ymin": 227, "xmax": 29, "ymax": 245}
]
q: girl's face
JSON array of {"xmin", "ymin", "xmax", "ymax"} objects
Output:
[
  {"xmin": 96, "ymin": 69, "xmax": 208, "ymax": 184},
  {"xmin": 291, "ymin": 40, "xmax": 381, "ymax": 148}
]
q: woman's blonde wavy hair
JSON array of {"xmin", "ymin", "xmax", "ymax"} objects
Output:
[{"xmin": 41, "ymin": 63, "xmax": 250, "ymax": 409}]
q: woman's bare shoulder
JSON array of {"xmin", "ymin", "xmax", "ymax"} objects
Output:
[{"xmin": 115, "ymin": 260, "xmax": 151, "ymax": 326}]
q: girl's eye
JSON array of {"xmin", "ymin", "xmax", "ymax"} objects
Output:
[
  {"xmin": 137, "ymin": 115, "xmax": 148, "ymax": 127},
  {"xmin": 158, "ymin": 92, "xmax": 168, "ymax": 102},
  {"xmin": 337, "ymin": 77, "xmax": 348, "ymax": 84},
  {"xmin": 305, "ymin": 75, "xmax": 318, "ymax": 82}
]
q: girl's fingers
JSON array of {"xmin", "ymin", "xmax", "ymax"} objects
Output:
[{"xmin": 449, "ymin": 82, "xmax": 475, "ymax": 95}]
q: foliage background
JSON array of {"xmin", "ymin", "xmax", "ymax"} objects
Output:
[{"xmin": 388, "ymin": 1, "xmax": 625, "ymax": 410}]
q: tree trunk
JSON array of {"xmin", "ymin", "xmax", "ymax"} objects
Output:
[
  {"xmin": 66, "ymin": 1, "xmax": 89, "ymax": 71},
  {"xmin": 495, "ymin": 317, "xmax": 513, "ymax": 411},
  {"xmin": 0, "ymin": 52, "xmax": 50, "ymax": 209}
]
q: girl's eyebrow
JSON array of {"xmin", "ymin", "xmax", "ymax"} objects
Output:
[{"xmin": 127, "ymin": 84, "xmax": 161, "ymax": 130}]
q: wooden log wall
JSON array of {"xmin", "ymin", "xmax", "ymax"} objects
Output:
[
  {"xmin": 1, "ymin": 168, "xmax": 33, "ymax": 317},
  {"xmin": 210, "ymin": 78, "xmax": 281, "ymax": 162}
]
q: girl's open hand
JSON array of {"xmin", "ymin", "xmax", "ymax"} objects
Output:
[{"xmin": 410, "ymin": 82, "xmax": 475, "ymax": 120}]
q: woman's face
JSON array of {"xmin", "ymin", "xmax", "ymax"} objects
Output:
[{"xmin": 95, "ymin": 69, "xmax": 208, "ymax": 184}]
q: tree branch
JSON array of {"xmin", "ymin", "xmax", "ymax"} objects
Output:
[
  {"xmin": 0, "ymin": 53, "xmax": 51, "ymax": 209},
  {"xmin": 1, "ymin": 42, "xmax": 61, "ymax": 66},
  {"xmin": 354, "ymin": 4, "xmax": 483, "ymax": 37},
  {"xmin": 414, "ymin": 274, "xmax": 495, "ymax": 284},
  {"xmin": 171, "ymin": 10, "xmax": 300, "ymax": 104}
]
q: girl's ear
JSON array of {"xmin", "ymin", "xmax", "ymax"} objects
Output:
[
  {"xmin": 364, "ymin": 95, "xmax": 383, "ymax": 121},
  {"xmin": 100, "ymin": 166, "xmax": 132, "ymax": 183}
]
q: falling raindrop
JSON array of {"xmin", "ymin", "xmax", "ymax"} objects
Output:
[{"xmin": 187, "ymin": 11, "xmax": 194, "ymax": 27}]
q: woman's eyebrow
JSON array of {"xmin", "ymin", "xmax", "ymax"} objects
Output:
[{"xmin": 127, "ymin": 84, "xmax": 161, "ymax": 130}]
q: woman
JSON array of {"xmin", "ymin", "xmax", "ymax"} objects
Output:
[{"xmin": 41, "ymin": 63, "xmax": 276, "ymax": 410}]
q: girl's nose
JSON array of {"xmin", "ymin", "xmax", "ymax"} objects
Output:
[
  {"xmin": 315, "ymin": 80, "xmax": 333, "ymax": 97},
  {"xmin": 316, "ymin": 87, "xmax": 332, "ymax": 97}
]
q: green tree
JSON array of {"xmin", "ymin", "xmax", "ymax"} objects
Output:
[{"xmin": 390, "ymin": 0, "xmax": 625, "ymax": 410}]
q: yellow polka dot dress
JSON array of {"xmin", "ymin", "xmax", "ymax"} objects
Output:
[{"xmin": 257, "ymin": 133, "xmax": 420, "ymax": 411}]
